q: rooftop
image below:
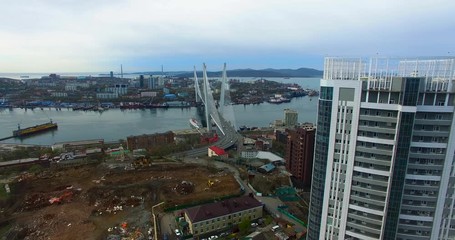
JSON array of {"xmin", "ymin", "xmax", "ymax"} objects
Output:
[
  {"xmin": 209, "ymin": 146, "xmax": 226, "ymax": 155},
  {"xmin": 184, "ymin": 196, "xmax": 262, "ymax": 223},
  {"xmin": 259, "ymin": 163, "xmax": 276, "ymax": 173},
  {"xmin": 256, "ymin": 151, "xmax": 284, "ymax": 162},
  {"xmin": 323, "ymin": 57, "xmax": 455, "ymax": 83}
]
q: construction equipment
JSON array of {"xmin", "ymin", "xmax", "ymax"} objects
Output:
[{"xmin": 208, "ymin": 179, "xmax": 214, "ymax": 187}]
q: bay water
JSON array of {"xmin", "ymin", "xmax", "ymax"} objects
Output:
[{"xmin": 0, "ymin": 77, "xmax": 320, "ymax": 145}]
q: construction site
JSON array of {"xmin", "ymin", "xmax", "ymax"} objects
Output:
[{"xmin": 0, "ymin": 161, "xmax": 241, "ymax": 240}]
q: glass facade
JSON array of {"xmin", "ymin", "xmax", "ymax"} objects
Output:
[
  {"xmin": 402, "ymin": 78, "xmax": 421, "ymax": 106},
  {"xmin": 383, "ymin": 112, "xmax": 415, "ymax": 239},
  {"xmin": 308, "ymin": 86, "xmax": 333, "ymax": 240}
]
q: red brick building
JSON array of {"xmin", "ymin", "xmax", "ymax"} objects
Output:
[
  {"xmin": 126, "ymin": 131, "xmax": 175, "ymax": 152},
  {"xmin": 285, "ymin": 124, "xmax": 315, "ymax": 188}
]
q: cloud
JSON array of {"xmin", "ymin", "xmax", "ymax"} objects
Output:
[{"xmin": 0, "ymin": 0, "xmax": 454, "ymax": 72}]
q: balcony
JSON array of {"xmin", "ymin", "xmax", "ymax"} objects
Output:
[
  {"xmin": 358, "ymin": 125, "xmax": 396, "ymax": 135},
  {"xmin": 404, "ymin": 183, "xmax": 439, "ymax": 192},
  {"xmin": 408, "ymin": 152, "xmax": 445, "ymax": 160},
  {"xmin": 355, "ymin": 156, "xmax": 391, "ymax": 167},
  {"xmin": 352, "ymin": 175, "xmax": 389, "ymax": 187},
  {"xmin": 400, "ymin": 204, "xmax": 435, "ymax": 213},
  {"xmin": 350, "ymin": 195, "xmax": 385, "ymax": 210},
  {"xmin": 356, "ymin": 146, "xmax": 393, "ymax": 156},
  {"xmin": 414, "ymin": 119, "xmax": 452, "ymax": 125},
  {"xmin": 346, "ymin": 221, "xmax": 381, "ymax": 236},
  {"xmin": 406, "ymin": 163, "xmax": 443, "ymax": 171},
  {"xmin": 348, "ymin": 212, "xmax": 383, "ymax": 226},
  {"xmin": 351, "ymin": 185, "xmax": 387, "ymax": 197},
  {"xmin": 359, "ymin": 114, "xmax": 397, "ymax": 123},
  {"xmin": 396, "ymin": 232, "xmax": 430, "ymax": 240},
  {"xmin": 402, "ymin": 194, "xmax": 437, "ymax": 202},
  {"xmin": 412, "ymin": 130, "xmax": 449, "ymax": 137}
]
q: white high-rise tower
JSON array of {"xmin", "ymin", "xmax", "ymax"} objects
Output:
[{"xmin": 308, "ymin": 57, "xmax": 455, "ymax": 240}]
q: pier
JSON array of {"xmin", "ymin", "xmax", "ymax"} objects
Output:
[{"xmin": 0, "ymin": 136, "xmax": 14, "ymax": 141}]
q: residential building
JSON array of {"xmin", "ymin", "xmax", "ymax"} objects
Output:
[
  {"xmin": 285, "ymin": 124, "xmax": 315, "ymax": 188},
  {"xmin": 241, "ymin": 150, "xmax": 258, "ymax": 159},
  {"xmin": 65, "ymin": 82, "xmax": 90, "ymax": 91},
  {"xmin": 50, "ymin": 92, "xmax": 68, "ymax": 98},
  {"xmin": 105, "ymin": 84, "xmax": 128, "ymax": 96},
  {"xmin": 140, "ymin": 91, "xmax": 158, "ymax": 98},
  {"xmin": 147, "ymin": 76, "xmax": 156, "ymax": 89},
  {"xmin": 275, "ymin": 130, "xmax": 289, "ymax": 145},
  {"xmin": 284, "ymin": 108, "xmax": 298, "ymax": 127},
  {"xmin": 184, "ymin": 195, "xmax": 263, "ymax": 237},
  {"xmin": 96, "ymin": 92, "xmax": 119, "ymax": 99},
  {"xmin": 308, "ymin": 57, "xmax": 455, "ymax": 240}
]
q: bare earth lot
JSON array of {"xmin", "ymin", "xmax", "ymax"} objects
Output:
[{"xmin": 0, "ymin": 162, "xmax": 240, "ymax": 240}]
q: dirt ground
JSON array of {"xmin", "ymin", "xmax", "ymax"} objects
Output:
[{"xmin": 0, "ymin": 162, "xmax": 240, "ymax": 240}]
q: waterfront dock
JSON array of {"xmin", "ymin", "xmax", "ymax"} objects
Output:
[{"xmin": 0, "ymin": 136, "xmax": 14, "ymax": 142}]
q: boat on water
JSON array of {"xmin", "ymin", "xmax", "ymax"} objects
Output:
[
  {"xmin": 13, "ymin": 120, "xmax": 58, "ymax": 137},
  {"xmin": 189, "ymin": 118, "xmax": 202, "ymax": 129},
  {"xmin": 267, "ymin": 97, "xmax": 291, "ymax": 104}
]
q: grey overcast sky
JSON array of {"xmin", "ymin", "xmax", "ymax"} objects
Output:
[{"xmin": 0, "ymin": 0, "xmax": 454, "ymax": 73}]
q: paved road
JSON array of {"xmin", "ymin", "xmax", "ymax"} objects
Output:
[
  {"xmin": 256, "ymin": 196, "xmax": 306, "ymax": 232},
  {"xmin": 165, "ymin": 115, "xmax": 308, "ymax": 235}
]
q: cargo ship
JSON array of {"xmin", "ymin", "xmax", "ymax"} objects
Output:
[
  {"xmin": 13, "ymin": 120, "xmax": 58, "ymax": 137},
  {"xmin": 189, "ymin": 118, "xmax": 202, "ymax": 129}
]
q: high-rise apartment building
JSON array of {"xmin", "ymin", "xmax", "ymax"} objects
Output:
[
  {"xmin": 285, "ymin": 124, "xmax": 315, "ymax": 188},
  {"xmin": 284, "ymin": 108, "xmax": 298, "ymax": 127},
  {"xmin": 308, "ymin": 57, "xmax": 455, "ymax": 240}
]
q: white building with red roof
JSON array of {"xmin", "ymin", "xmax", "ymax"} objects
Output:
[{"xmin": 208, "ymin": 146, "xmax": 228, "ymax": 158}]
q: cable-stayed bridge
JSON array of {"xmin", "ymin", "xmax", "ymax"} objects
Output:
[
  {"xmin": 193, "ymin": 63, "xmax": 237, "ymax": 136},
  {"xmin": 173, "ymin": 63, "xmax": 239, "ymax": 158}
]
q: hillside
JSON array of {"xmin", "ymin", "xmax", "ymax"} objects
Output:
[{"xmin": 135, "ymin": 67, "xmax": 322, "ymax": 78}]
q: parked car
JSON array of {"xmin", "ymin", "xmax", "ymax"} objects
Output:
[{"xmin": 175, "ymin": 229, "xmax": 182, "ymax": 236}]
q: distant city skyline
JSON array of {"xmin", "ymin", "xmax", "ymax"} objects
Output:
[{"xmin": 1, "ymin": 0, "xmax": 454, "ymax": 72}]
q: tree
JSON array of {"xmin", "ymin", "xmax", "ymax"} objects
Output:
[{"xmin": 238, "ymin": 217, "xmax": 251, "ymax": 235}]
